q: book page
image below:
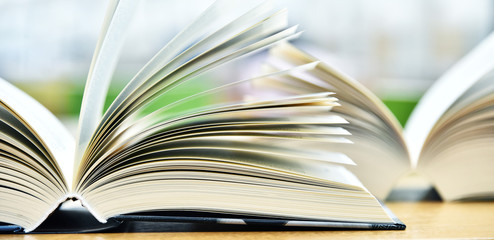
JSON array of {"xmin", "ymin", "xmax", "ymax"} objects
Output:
[
  {"xmin": 75, "ymin": 0, "xmax": 140, "ymax": 175},
  {"xmin": 259, "ymin": 43, "xmax": 410, "ymax": 199},
  {"xmin": 74, "ymin": 89, "xmax": 354, "ymax": 189},
  {"xmin": 405, "ymin": 32, "xmax": 494, "ymax": 167},
  {"xmin": 79, "ymin": 162, "xmax": 393, "ymax": 225},
  {"xmin": 92, "ymin": 1, "xmax": 285, "ymax": 152},
  {"xmin": 98, "ymin": 0, "xmax": 275, "ymax": 129},
  {"xmin": 0, "ymin": 77, "xmax": 74, "ymax": 188},
  {"xmin": 414, "ymin": 69, "xmax": 494, "ymax": 200},
  {"xmin": 73, "ymin": 1, "xmax": 300, "ymax": 188}
]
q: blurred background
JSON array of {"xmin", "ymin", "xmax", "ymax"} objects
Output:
[{"xmin": 0, "ymin": 0, "xmax": 493, "ymax": 128}]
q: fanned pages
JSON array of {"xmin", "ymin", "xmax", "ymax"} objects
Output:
[
  {"xmin": 76, "ymin": 0, "xmax": 141, "ymax": 172},
  {"xmin": 258, "ymin": 43, "xmax": 409, "ymax": 199},
  {"xmin": 0, "ymin": 78, "xmax": 72, "ymax": 232},
  {"xmin": 0, "ymin": 0, "xmax": 404, "ymax": 232},
  {"xmin": 73, "ymin": 1, "xmax": 300, "ymax": 186},
  {"xmin": 262, "ymin": 37, "xmax": 494, "ymax": 201}
]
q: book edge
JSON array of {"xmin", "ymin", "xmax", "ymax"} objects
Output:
[
  {"xmin": 22, "ymin": 195, "xmax": 71, "ymax": 233},
  {"xmin": 111, "ymin": 201, "xmax": 405, "ymax": 230}
]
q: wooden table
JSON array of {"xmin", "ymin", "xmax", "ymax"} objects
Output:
[{"xmin": 1, "ymin": 202, "xmax": 493, "ymax": 239}]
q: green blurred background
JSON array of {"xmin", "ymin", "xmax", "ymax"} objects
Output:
[
  {"xmin": 14, "ymin": 79, "xmax": 418, "ymax": 127},
  {"xmin": 2, "ymin": 0, "xmax": 492, "ymax": 128}
]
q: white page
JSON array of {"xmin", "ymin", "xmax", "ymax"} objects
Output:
[
  {"xmin": 75, "ymin": 0, "xmax": 140, "ymax": 173},
  {"xmin": 0, "ymin": 78, "xmax": 74, "ymax": 187},
  {"xmin": 405, "ymin": 32, "xmax": 494, "ymax": 167},
  {"xmin": 98, "ymin": 0, "xmax": 275, "ymax": 129},
  {"xmin": 76, "ymin": 0, "xmax": 272, "ymax": 178}
]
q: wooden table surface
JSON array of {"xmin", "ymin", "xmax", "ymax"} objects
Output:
[{"xmin": 1, "ymin": 202, "xmax": 493, "ymax": 239}]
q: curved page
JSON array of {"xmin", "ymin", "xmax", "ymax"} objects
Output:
[
  {"xmin": 75, "ymin": 0, "xmax": 140, "ymax": 171},
  {"xmin": 405, "ymin": 32, "xmax": 494, "ymax": 167},
  {"xmin": 0, "ymin": 78, "xmax": 74, "ymax": 187},
  {"xmin": 259, "ymin": 43, "xmax": 410, "ymax": 199}
]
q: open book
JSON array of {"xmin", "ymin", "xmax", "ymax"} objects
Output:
[
  {"xmin": 0, "ymin": 0, "xmax": 404, "ymax": 233},
  {"xmin": 262, "ymin": 35, "xmax": 494, "ymax": 201}
]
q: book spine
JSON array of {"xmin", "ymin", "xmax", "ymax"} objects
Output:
[{"xmin": 68, "ymin": 193, "xmax": 108, "ymax": 224}]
